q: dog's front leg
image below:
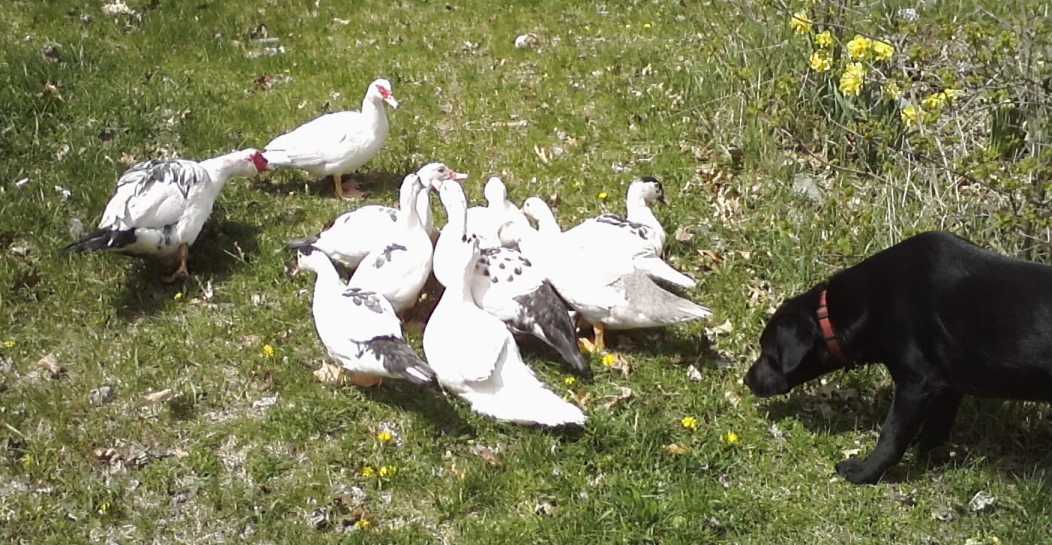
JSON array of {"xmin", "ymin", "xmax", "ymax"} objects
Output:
[
  {"xmin": 916, "ymin": 390, "xmax": 962, "ymax": 452},
  {"xmin": 836, "ymin": 381, "xmax": 930, "ymax": 484}
]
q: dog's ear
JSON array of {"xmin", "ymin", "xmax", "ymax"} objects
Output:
[{"xmin": 776, "ymin": 313, "xmax": 818, "ymax": 376}]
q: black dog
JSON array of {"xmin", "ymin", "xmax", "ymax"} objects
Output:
[{"xmin": 744, "ymin": 231, "xmax": 1052, "ymax": 484}]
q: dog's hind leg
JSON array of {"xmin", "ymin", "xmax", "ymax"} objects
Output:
[
  {"xmin": 836, "ymin": 379, "xmax": 933, "ymax": 484},
  {"xmin": 916, "ymin": 391, "xmax": 963, "ymax": 452}
]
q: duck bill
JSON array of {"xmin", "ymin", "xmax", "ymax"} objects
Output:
[
  {"xmin": 383, "ymin": 95, "xmax": 400, "ymax": 109},
  {"xmin": 449, "ymin": 170, "xmax": 469, "ymax": 182}
]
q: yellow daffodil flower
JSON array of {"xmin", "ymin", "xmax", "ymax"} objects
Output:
[
  {"xmin": 815, "ymin": 30, "xmax": 834, "ymax": 48},
  {"xmin": 846, "ymin": 34, "xmax": 871, "ymax": 60},
  {"xmin": 680, "ymin": 416, "xmax": 700, "ymax": 431},
  {"xmin": 871, "ymin": 40, "xmax": 894, "ymax": 61},
  {"xmin": 809, "ymin": 51, "xmax": 832, "ymax": 72},
  {"xmin": 839, "ymin": 63, "xmax": 866, "ymax": 96},
  {"xmin": 789, "ymin": 11, "xmax": 813, "ymax": 34}
]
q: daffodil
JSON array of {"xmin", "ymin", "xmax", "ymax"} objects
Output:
[
  {"xmin": 839, "ymin": 63, "xmax": 866, "ymax": 96},
  {"xmin": 600, "ymin": 353, "xmax": 617, "ymax": 367},
  {"xmin": 900, "ymin": 104, "xmax": 923, "ymax": 127},
  {"xmin": 846, "ymin": 34, "xmax": 871, "ymax": 60},
  {"xmin": 814, "ymin": 30, "xmax": 834, "ymax": 48},
  {"xmin": 379, "ymin": 465, "xmax": 397, "ymax": 478},
  {"xmin": 809, "ymin": 51, "xmax": 831, "ymax": 72},
  {"xmin": 563, "ymin": 376, "xmax": 577, "ymax": 386},
  {"xmin": 871, "ymin": 40, "xmax": 894, "ymax": 61},
  {"xmin": 789, "ymin": 11, "xmax": 813, "ymax": 34},
  {"xmin": 261, "ymin": 344, "xmax": 275, "ymax": 358},
  {"xmin": 2, "ymin": 340, "xmax": 15, "ymax": 349},
  {"xmin": 882, "ymin": 81, "xmax": 903, "ymax": 100},
  {"xmin": 360, "ymin": 466, "xmax": 376, "ymax": 478},
  {"xmin": 376, "ymin": 430, "xmax": 394, "ymax": 444},
  {"xmin": 597, "ymin": 191, "xmax": 609, "ymax": 201},
  {"xmin": 722, "ymin": 431, "xmax": 741, "ymax": 445},
  {"xmin": 680, "ymin": 416, "xmax": 699, "ymax": 431}
]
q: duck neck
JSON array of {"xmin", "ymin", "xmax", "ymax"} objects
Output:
[
  {"xmin": 310, "ymin": 257, "xmax": 344, "ymax": 304},
  {"xmin": 199, "ymin": 152, "xmax": 248, "ymax": 193},
  {"xmin": 415, "ymin": 190, "xmax": 433, "ymax": 234},
  {"xmin": 361, "ymin": 96, "xmax": 388, "ymax": 133},
  {"xmin": 626, "ymin": 194, "xmax": 658, "ymax": 227},
  {"xmin": 399, "ymin": 187, "xmax": 423, "ymax": 231}
]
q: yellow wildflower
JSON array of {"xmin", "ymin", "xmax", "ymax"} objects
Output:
[
  {"xmin": 722, "ymin": 431, "xmax": 741, "ymax": 445},
  {"xmin": 789, "ymin": 11, "xmax": 813, "ymax": 34},
  {"xmin": 600, "ymin": 353, "xmax": 617, "ymax": 367},
  {"xmin": 814, "ymin": 30, "xmax": 834, "ymax": 49},
  {"xmin": 354, "ymin": 517, "xmax": 372, "ymax": 530},
  {"xmin": 882, "ymin": 81, "xmax": 903, "ymax": 100},
  {"xmin": 2, "ymin": 340, "xmax": 15, "ymax": 349},
  {"xmin": 871, "ymin": 40, "xmax": 894, "ymax": 61},
  {"xmin": 378, "ymin": 465, "xmax": 397, "ymax": 478},
  {"xmin": 846, "ymin": 34, "xmax": 871, "ymax": 60},
  {"xmin": 923, "ymin": 91, "xmax": 947, "ymax": 110},
  {"xmin": 597, "ymin": 191, "xmax": 609, "ymax": 201},
  {"xmin": 838, "ymin": 63, "xmax": 866, "ymax": 96},
  {"xmin": 809, "ymin": 51, "xmax": 831, "ymax": 72},
  {"xmin": 376, "ymin": 430, "xmax": 394, "ymax": 444},
  {"xmin": 260, "ymin": 344, "xmax": 275, "ymax": 358},
  {"xmin": 173, "ymin": 292, "xmax": 184, "ymax": 301},
  {"xmin": 563, "ymin": 376, "xmax": 577, "ymax": 386},
  {"xmin": 680, "ymin": 416, "xmax": 699, "ymax": 431},
  {"xmin": 944, "ymin": 88, "xmax": 963, "ymax": 101},
  {"xmin": 643, "ymin": 23, "xmax": 652, "ymax": 30},
  {"xmin": 900, "ymin": 104, "xmax": 923, "ymax": 127},
  {"xmin": 359, "ymin": 466, "xmax": 376, "ymax": 478}
]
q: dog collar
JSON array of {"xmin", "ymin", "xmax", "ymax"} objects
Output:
[{"xmin": 817, "ymin": 289, "xmax": 846, "ymax": 361}]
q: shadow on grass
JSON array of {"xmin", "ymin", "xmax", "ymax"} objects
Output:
[
  {"xmin": 251, "ymin": 170, "xmax": 405, "ymax": 199},
  {"xmin": 359, "ymin": 383, "xmax": 475, "ymax": 437},
  {"xmin": 757, "ymin": 380, "xmax": 1052, "ymax": 483},
  {"xmin": 115, "ymin": 220, "xmax": 260, "ymax": 319}
]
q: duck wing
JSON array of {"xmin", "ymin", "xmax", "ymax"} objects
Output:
[{"xmin": 99, "ymin": 159, "xmax": 209, "ymax": 230}]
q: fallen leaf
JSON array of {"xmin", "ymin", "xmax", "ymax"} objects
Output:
[
  {"xmin": 686, "ymin": 366, "xmax": 703, "ymax": 382},
  {"xmin": 314, "ymin": 362, "xmax": 347, "ymax": 385},
  {"xmin": 470, "ymin": 445, "xmax": 502, "ymax": 466},
  {"xmin": 931, "ymin": 506, "xmax": 956, "ymax": 522},
  {"xmin": 968, "ymin": 490, "xmax": 996, "ymax": 512},
  {"xmin": 674, "ymin": 225, "xmax": 694, "ymax": 242},
  {"xmin": 600, "ymin": 386, "xmax": 633, "ymax": 410},
  {"xmin": 143, "ymin": 388, "xmax": 173, "ymax": 403},
  {"xmin": 664, "ymin": 443, "xmax": 689, "ymax": 455},
  {"xmin": 36, "ymin": 353, "xmax": 65, "ymax": 378}
]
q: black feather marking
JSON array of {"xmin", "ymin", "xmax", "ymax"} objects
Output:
[
  {"xmin": 514, "ymin": 267, "xmax": 522, "ymax": 275},
  {"xmin": 373, "ymin": 243, "xmax": 408, "ymax": 268},
  {"xmin": 595, "ymin": 214, "xmax": 651, "ymax": 241},
  {"xmin": 341, "ymin": 287, "xmax": 386, "ymax": 313},
  {"xmin": 365, "ymin": 336, "xmax": 435, "ymax": 385},
  {"xmin": 387, "ymin": 209, "xmax": 398, "ymax": 222},
  {"xmin": 506, "ymin": 275, "xmax": 514, "ymax": 282},
  {"xmin": 61, "ymin": 228, "xmax": 137, "ymax": 254},
  {"xmin": 499, "ymin": 262, "xmax": 505, "ymax": 270},
  {"xmin": 510, "ymin": 281, "xmax": 591, "ymax": 376}
]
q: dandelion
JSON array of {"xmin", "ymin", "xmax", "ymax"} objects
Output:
[
  {"xmin": 173, "ymin": 292, "xmax": 184, "ymax": 301},
  {"xmin": 871, "ymin": 40, "xmax": 894, "ymax": 61},
  {"xmin": 680, "ymin": 416, "xmax": 699, "ymax": 431},
  {"xmin": 2, "ymin": 340, "xmax": 15, "ymax": 349},
  {"xmin": 359, "ymin": 466, "xmax": 376, "ymax": 478},
  {"xmin": 722, "ymin": 431, "xmax": 741, "ymax": 445},
  {"xmin": 846, "ymin": 34, "xmax": 871, "ymax": 60},
  {"xmin": 900, "ymin": 104, "xmax": 923, "ymax": 127},
  {"xmin": 814, "ymin": 30, "xmax": 834, "ymax": 49},
  {"xmin": 643, "ymin": 23, "xmax": 652, "ymax": 30},
  {"xmin": 378, "ymin": 465, "xmax": 397, "ymax": 478},
  {"xmin": 260, "ymin": 344, "xmax": 275, "ymax": 358},
  {"xmin": 809, "ymin": 51, "xmax": 831, "ymax": 72},
  {"xmin": 354, "ymin": 517, "xmax": 372, "ymax": 530},
  {"xmin": 789, "ymin": 11, "xmax": 813, "ymax": 34},
  {"xmin": 597, "ymin": 191, "xmax": 609, "ymax": 201},
  {"xmin": 838, "ymin": 63, "xmax": 866, "ymax": 96},
  {"xmin": 563, "ymin": 376, "xmax": 577, "ymax": 386},
  {"xmin": 882, "ymin": 81, "xmax": 903, "ymax": 100},
  {"xmin": 600, "ymin": 353, "xmax": 618, "ymax": 367},
  {"xmin": 376, "ymin": 430, "xmax": 394, "ymax": 444}
]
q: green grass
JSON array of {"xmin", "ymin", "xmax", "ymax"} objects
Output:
[{"xmin": 1, "ymin": 0, "xmax": 1050, "ymax": 543}]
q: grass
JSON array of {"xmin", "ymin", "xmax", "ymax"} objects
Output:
[{"xmin": 1, "ymin": 0, "xmax": 1050, "ymax": 543}]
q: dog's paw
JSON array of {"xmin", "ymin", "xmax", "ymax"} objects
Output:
[{"xmin": 835, "ymin": 457, "xmax": 882, "ymax": 484}]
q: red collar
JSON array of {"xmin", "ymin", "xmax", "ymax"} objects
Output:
[{"xmin": 817, "ymin": 289, "xmax": 846, "ymax": 361}]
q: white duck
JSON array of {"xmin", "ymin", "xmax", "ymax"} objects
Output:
[
  {"xmin": 424, "ymin": 228, "xmax": 586, "ymax": 427},
  {"xmin": 624, "ymin": 176, "xmax": 667, "ymax": 254},
  {"xmin": 63, "ymin": 149, "xmax": 268, "ymax": 282},
  {"xmin": 500, "ymin": 218, "xmax": 711, "ymax": 353},
  {"xmin": 522, "ymin": 196, "xmax": 695, "ymax": 289},
  {"xmin": 465, "ymin": 176, "xmax": 529, "ymax": 248},
  {"xmin": 294, "ymin": 163, "xmax": 467, "ymax": 271},
  {"xmin": 292, "ymin": 244, "xmax": 435, "ymax": 388},
  {"xmin": 345, "ymin": 173, "xmax": 433, "ymax": 314},
  {"xmin": 262, "ymin": 78, "xmax": 398, "ymax": 199},
  {"xmin": 435, "ymin": 181, "xmax": 590, "ymax": 377}
]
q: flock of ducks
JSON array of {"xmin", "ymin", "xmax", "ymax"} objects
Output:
[{"xmin": 64, "ymin": 79, "xmax": 712, "ymax": 427}]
